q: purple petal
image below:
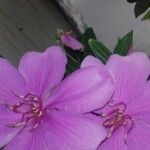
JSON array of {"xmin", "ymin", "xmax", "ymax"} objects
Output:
[
  {"xmin": 47, "ymin": 112, "xmax": 107, "ymax": 150},
  {"xmin": 127, "ymin": 81, "xmax": 150, "ymax": 124},
  {"xmin": 45, "ymin": 66, "xmax": 114, "ymax": 114},
  {"xmin": 81, "ymin": 55, "xmax": 104, "ymax": 68},
  {"xmin": 127, "ymin": 120, "xmax": 150, "ymax": 150},
  {"xmin": 19, "ymin": 46, "xmax": 67, "ymax": 97},
  {"xmin": 0, "ymin": 104, "xmax": 22, "ymax": 147},
  {"xmin": 99, "ymin": 127, "xmax": 127, "ymax": 150},
  {"xmin": 61, "ymin": 34, "xmax": 84, "ymax": 51},
  {"xmin": 106, "ymin": 52, "xmax": 150, "ymax": 103},
  {"xmin": 4, "ymin": 125, "xmax": 46, "ymax": 150},
  {"xmin": 5, "ymin": 112, "xmax": 107, "ymax": 150},
  {"xmin": 0, "ymin": 58, "xmax": 27, "ymax": 104}
]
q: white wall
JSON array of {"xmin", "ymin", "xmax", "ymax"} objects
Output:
[{"xmin": 71, "ymin": 0, "xmax": 150, "ymax": 54}]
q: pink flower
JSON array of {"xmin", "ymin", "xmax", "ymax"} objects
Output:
[
  {"xmin": 56, "ymin": 29, "xmax": 84, "ymax": 51},
  {"xmin": 81, "ymin": 53, "xmax": 150, "ymax": 150},
  {"xmin": 60, "ymin": 34, "xmax": 84, "ymax": 51},
  {"xmin": 0, "ymin": 46, "xmax": 114, "ymax": 150}
]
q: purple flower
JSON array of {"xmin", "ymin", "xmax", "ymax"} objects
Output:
[
  {"xmin": 0, "ymin": 46, "xmax": 114, "ymax": 150},
  {"xmin": 60, "ymin": 34, "xmax": 84, "ymax": 51},
  {"xmin": 81, "ymin": 53, "xmax": 150, "ymax": 150},
  {"xmin": 56, "ymin": 29, "xmax": 84, "ymax": 51}
]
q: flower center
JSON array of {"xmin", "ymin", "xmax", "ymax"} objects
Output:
[
  {"xmin": 5, "ymin": 93, "xmax": 45, "ymax": 130},
  {"xmin": 97, "ymin": 102, "xmax": 134, "ymax": 142}
]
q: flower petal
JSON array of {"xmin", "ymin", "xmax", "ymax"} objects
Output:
[
  {"xmin": 45, "ymin": 66, "xmax": 114, "ymax": 114},
  {"xmin": 0, "ymin": 104, "xmax": 22, "ymax": 148},
  {"xmin": 19, "ymin": 46, "xmax": 67, "ymax": 97},
  {"xmin": 4, "ymin": 126, "xmax": 46, "ymax": 150},
  {"xmin": 46, "ymin": 112, "xmax": 107, "ymax": 150},
  {"xmin": 61, "ymin": 34, "xmax": 84, "ymax": 51},
  {"xmin": 5, "ymin": 112, "xmax": 107, "ymax": 150},
  {"xmin": 127, "ymin": 81, "xmax": 150, "ymax": 124},
  {"xmin": 99, "ymin": 127, "xmax": 127, "ymax": 150},
  {"xmin": 106, "ymin": 52, "xmax": 150, "ymax": 103},
  {"xmin": 127, "ymin": 120, "xmax": 150, "ymax": 150},
  {"xmin": 81, "ymin": 55, "xmax": 104, "ymax": 68},
  {"xmin": 0, "ymin": 58, "xmax": 27, "ymax": 104}
]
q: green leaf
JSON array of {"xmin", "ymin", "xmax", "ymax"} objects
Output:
[
  {"xmin": 65, "ymin": 53, "xmax": 79, "ymax": 75},
  {"xmin": 81, "ymin": 27, "xmax": 97, "ymax": 56},
  {"xmin": 114, "ymin": 30, "xmax": 133, "ymax": 56},
  {"xmin": 64, "ymin": 46, "xmax": 84, "ymax": 75},
  {"xmin": 88, "ymin": 39, "xmax": 111, "ymax": 63},
  {"xmin": 134, "ymin": 0, "xmax": 150, "ymax": 17},
  {"xmin": 56, "ymin": 29, "xmax": 86, "ymax": 75},
  {"xmin": 142, "ymin": 9, "xmax": 150, "ymax": 21}
]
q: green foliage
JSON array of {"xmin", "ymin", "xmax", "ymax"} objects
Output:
[
  {"xmin": 81, "ymin": 27, "xmax": 97, "ymax": 56},
  {"xmin": 142, "ymin": 10, "xmax": 150, "ymax": 21},
  {"xmin": 127, "ymin": 0, "xmax": 150, "ymax": 18},
  {"xmin": 65, "ymin": 27, "xmax": 96, "ymax": 74},
  {"xmin": 65, "ymin": 46, "xmax": 84, "ymax": 75},
  {"xmin": 114, "ymin": 30, "xmax": 133, "ymax": 56},
  {"xmin": 88, "ymin": 39, "xmax": 111, "ymax": 63},
  {"xmin": 134, "ymin": 0, "xmax": 150, "ymax": 17},
  {"xmin": 63, "ymin": 28, "xmax": 133, "ymax": 75}
]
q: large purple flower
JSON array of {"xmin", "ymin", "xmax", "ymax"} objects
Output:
[
  {"xmin": 0, "ymin": 46, "xmax": 114, "ymax": 150},
  {"xmin": 81, "ymin": 53, "xmax": 150, "ymax": 150}
]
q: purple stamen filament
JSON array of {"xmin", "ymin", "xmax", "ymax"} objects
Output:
[
  {"xmin": 5, "ymin": 93, "xmax": 45, "ymax": 131},
  {"xmin": 100, "ymin": 102, "xmax": 134, "ymax": 143}
]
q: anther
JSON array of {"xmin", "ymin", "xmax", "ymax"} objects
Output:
[
  {"xmin": 5, "ymin": 104, "xmax": 14, "ymax": 110},
  {"xmin": 7, "ymin": 122, "xmax": 26, "ymax": 128},
  {"xmin": 98, "ymin": 101, "xmax": 134, "ymax": 142},
  {"xmin": 37, "ymin": 111, "xmax": 42, "ymax": 117},
  {"xmin": 5, "ymin": 93, "xmax": 44, "ymax": 130}
]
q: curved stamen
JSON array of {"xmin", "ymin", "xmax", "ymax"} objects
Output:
[
  {"xmin": 124, "ymin": 115, "xmax": 135, "ymax": 134},
  {"xmin": 5, "ymin": 93, "xmax": 44, "ymax": 131},
  {"xmin": 92, "ymin": 101, "xmax": 134, "ymax": 143},
  {"xmin": 108, "ymin": 102, "xmax": 127, "ymax": 112}
]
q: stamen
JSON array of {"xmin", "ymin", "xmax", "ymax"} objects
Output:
[
  {"xmin": 7, "ymin": 122, "xmax": 26, "ymax": 128},
  {"xmin": 5, "ymin": 103, "xmax": 14, "ymax": 110},
  {"xmin": 108, "ymin": 102, "xmax": 127, "ymax": 112},
  {"xmin": 37, "ymin": 111, "xmax": 42, "ymax": 117},
  {"xmin": 5, "ymin": 93, "xmax": 44, "ymax": 131},
  {"xmin": 92, "ymin": 102, "xmax": 134, "ymax": 143}
]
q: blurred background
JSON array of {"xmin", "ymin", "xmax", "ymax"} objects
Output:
[
  {"xmin": 71, "ymin": 0, "xmax": 150, "ymax": 54},
  {"xmin": 0, "ymin": 0, "xmax": 149, "ymax": 66},
  {"xmin": 0, "ymin": 0, "xmax": 73, "ymax": 65}
]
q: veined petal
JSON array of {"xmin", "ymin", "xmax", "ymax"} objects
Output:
[
  {"xmin": 0, "ymin": 104, "xmax": 22, "ymax": 148},
  {"xmin": 99, "ymin": 127, "xmax": 127, "ymax": 150},
  {"xmin": 127, "ymin": 81, "xmax": 150, "ymax": 124},
  {"xmin": 4, "ymin": 125, "xmax": 46, "ymax": 150},
  {"xmin": 46, "ymin": 112, "xmax": 107, "ymax": 150},
  {"xmin": 106, "ymin": 52, "xmax": 150, "ymax": 103},
  {"xmin": 5, "ymin": 112, "xmax": 107, "ymax": 150},
  {"xmin": 81, "ymin": 55, "xmax": 104, "ymax": 68},
  {"xmin": 0, "ymin": 58, "xmax": 27, "ymax": 104},
  {"xmin": 19, "ymin": 46, "xmax": 67, "ymax": 97},
  {"xmin": 45, "ymin": 66, "xmax": 114, "ymax": 114},
  {"xmin": 127, "ymin": 120, "xmax": 150, "ymax": 150}
]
